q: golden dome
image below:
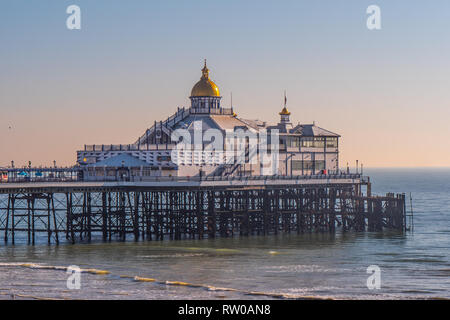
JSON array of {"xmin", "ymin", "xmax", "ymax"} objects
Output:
[
  {"xmin": 279, "ymin": 107, "xmax": 291, "ymax": 115},
  {"xmin": 191, "ymin": 60, "xmax": 220, "ymax": 97}
]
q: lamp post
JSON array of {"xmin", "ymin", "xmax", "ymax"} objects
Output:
[{"xmin": 285, "ymin": 153, "xmax": 294, "ymax": 176}]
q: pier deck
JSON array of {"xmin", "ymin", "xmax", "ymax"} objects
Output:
[{"xmin": 0, "ymin": 174, "xmax": 365, "ymax": 192}]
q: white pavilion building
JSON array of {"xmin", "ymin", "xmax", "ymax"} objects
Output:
[{"xmin": 77, "ymin": 62, "xmax": 340, "ymax": 181}]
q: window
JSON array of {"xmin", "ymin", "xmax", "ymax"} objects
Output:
[
  {"xmin": 326, "ymin": 138, "xmax": 338, "ymax": 148},
  {"xmin": 107, "ymin": 169, "xmax": 116, "ymax": 176},
  {"xmin": 314, "ymin": 137, "xmax": 325, "ymax": 148},
  {"xmin": 301, "ymin": 137, "xmax": 324, "ymax": 148},
  {"xmin": 315, "ymin": 160, "xmax": 325, "ymax": 171},
  {"xmin": 142, "ymin": 168, "xmax": 152, "ymax": 176},
  {"xmin": 303, "ymin": 160, "xmax": 314, "ymax": 170},
  {"xmin": 292, "ymin": 160, "xmax": 302, "ymax": 170},
  {"xmin": 157, "ymin": 155, "xmax": 171, "ymax": 162},
  {"xmin": 286, "ymin": 137, "xmax": 300, "ymax": 148},
  {"xmin": 291, "ymin": 160, "xmax": 314, "ymax": 171},
  {"xmin": 301, "ymin": 137, "xmax": 313, "ymax": 148}
]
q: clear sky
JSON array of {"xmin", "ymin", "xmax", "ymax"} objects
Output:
[{"xmin": 1, "ymin": 0, "xmax": 449, "ymax": 168}]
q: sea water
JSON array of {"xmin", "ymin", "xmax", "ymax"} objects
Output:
[{"xmin": 0, "ymin": 168, "xmax": 449, "ymax": 300}]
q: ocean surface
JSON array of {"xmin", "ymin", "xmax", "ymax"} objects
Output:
[{"xmin": 0, "ymin": 168, "xmax": 449, "ymax": 300}]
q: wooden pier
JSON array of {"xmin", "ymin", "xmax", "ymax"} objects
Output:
[{"xmin": 0, "ymin": 175, "xmax": 408, "ymax": 245}]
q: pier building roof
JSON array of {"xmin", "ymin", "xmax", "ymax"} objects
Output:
[
  {"xmin": 290, "ymin": 124, "xmax": 340, "ymax": 137},
  {"xmin": 209, "ymin": 115, "xmax": 259, "ymax": 131},
  {"xmin": 171, "ymin": 114, "xmax": 257, "ymax": 132}
]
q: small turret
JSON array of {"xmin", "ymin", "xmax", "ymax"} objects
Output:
[{"xmin": 279, "ymin": 92, "xmax": 291, "ymax": 124}]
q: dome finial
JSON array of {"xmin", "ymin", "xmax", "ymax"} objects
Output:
[
  {"xmin": 279, "ymin": 90, "xmax": 291, "ymax": 115},
  {"xmin": 201, "ymin": 59, "xmax": 209, "ymax": 79}
]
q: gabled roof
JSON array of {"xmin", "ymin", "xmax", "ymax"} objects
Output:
[
  {"xmin": 178, "ymin": 114, "xmax": 221, "ymax": 131},
  {"xmin": 239, "ymin": 118, "xmax": 267, "ymax": 128},
  {"xmin": 290, "ymin": 124, "xmax": 340, "ymax": 137},
  {"xmin": 266, "ymin": 123, "xmax": 290, "ymax": 134},
  {"xmin": 210, "ymin": 115, "xmax": 258, "ymax": 131},
  {"xmin": 172, "ymin": 114, "xmax": 258, "ymax": 132},
  {"xmin": 94, "ymin": 154, "xmax": 149, "ymax": 167}
]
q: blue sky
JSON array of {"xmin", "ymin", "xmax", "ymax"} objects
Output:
[{"xmin": 1, "ymin": 1, "xmax": 449, "ymax": 167}]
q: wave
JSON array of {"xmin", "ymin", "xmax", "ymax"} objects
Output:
[
  {"xmin": 388, "ymin": 258, "xmax": 445, "ymax": 264},
  {"xmin": 0, "ymin": 262, "xmax": 110, "ymax": 275},
  {"xmin": 183, "ymin": 247, "xmax": 241, "ymax": 253},
  {"xmin": 136, "ymin": 253, "xmax": 205, "ymax": 258},
  {"xmin": 260, "ymin": 264, "xmax": 347, "ymax": 273},
  {"xmin": 0, "ymin": 261, "xmax": 336, "ymax": 299},
  {"xmin": 132, "ymin": 275, "xmax": 332, "ymax": 300},
  {"xmin": 0, "ymin": 261, "xmax": 395, "ymax": 300}
]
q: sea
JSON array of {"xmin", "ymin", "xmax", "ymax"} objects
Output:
[{"xmin": 0, "ymin": 168, "xmax": 449, "ymax": 300}]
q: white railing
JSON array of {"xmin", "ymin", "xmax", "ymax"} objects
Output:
[
  {"xmin": 83, "ymin": 173, "xmax": 364, "ymax": 183},
  {"xmin": 84, "ymin": 144, "xmax": 177, "ymax": 152}
]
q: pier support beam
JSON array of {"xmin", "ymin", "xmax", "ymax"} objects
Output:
[{"xmin": 0, "ymin": 184, "xmax": 408, "ymax": 245}]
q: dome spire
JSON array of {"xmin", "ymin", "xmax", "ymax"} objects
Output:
[{"xmin": 201, "ymin": 59, "xmax": 209, "ymax": 79}]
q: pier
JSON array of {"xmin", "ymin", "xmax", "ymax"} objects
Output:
[{"xmin": 0, "ymin": 174, "xmax": 408, "ymax": 245}]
